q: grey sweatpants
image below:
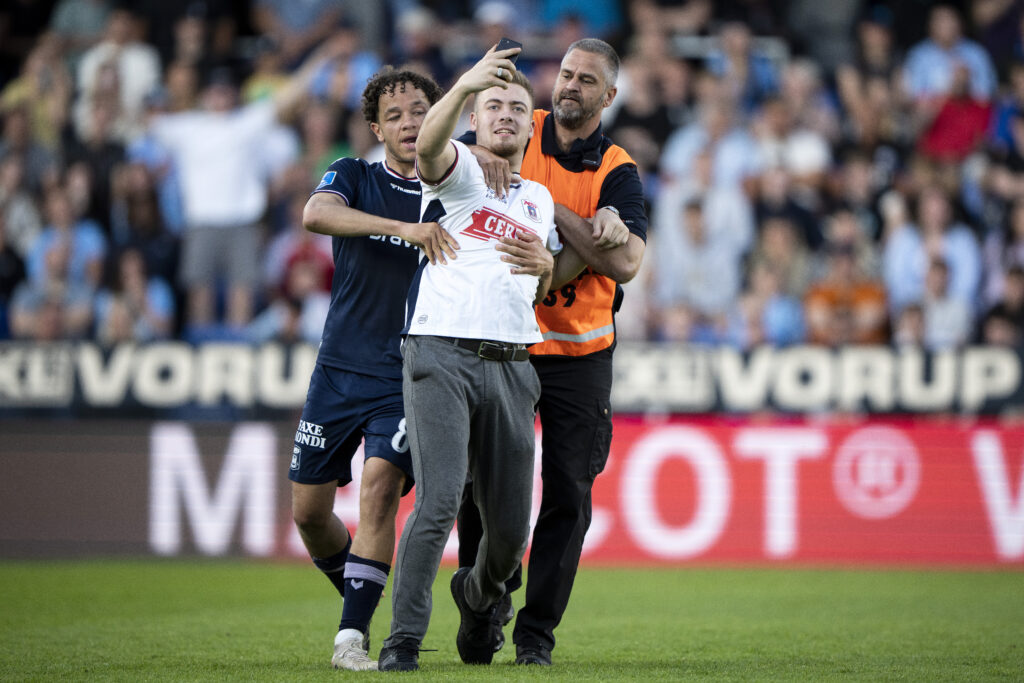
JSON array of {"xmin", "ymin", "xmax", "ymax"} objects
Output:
[{"xmin": 385, "ymin": 335, "xmax": 540, "ymax": 646}]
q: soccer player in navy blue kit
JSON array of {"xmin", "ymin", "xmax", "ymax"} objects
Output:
[{"xmin": 289, "ymin": 68, "xmax": 455, "ymax": 671}]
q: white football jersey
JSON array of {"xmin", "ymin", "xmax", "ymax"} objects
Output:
[{"xmin": 405, "ymin": 140, "xmax": 560, "ymax": 344}]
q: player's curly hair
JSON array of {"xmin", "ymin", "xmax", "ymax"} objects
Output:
[{"xmin": 361, "ymin": 67, "xmax": 445, "ymax": 124}]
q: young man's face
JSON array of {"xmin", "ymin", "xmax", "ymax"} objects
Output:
[
  {"xmin": 552, "ymin": 49, "xmax": 615, "ymax": 131},
  {"xmin": 470, "ymin": 82, "xmax": 534, "ymax": 159},
  {"xmin": 370, "ymin": 84, "xmax": 431, "ymax": 168}
]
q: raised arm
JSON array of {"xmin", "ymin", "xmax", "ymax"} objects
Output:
[{"xmin": 416, "ymin": 46, "xmax": 519, "ymax": 182}]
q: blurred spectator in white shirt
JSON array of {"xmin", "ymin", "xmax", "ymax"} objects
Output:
[{"xmin": 74, "ymin": 8, "xmax": 161, "ymax": 144}]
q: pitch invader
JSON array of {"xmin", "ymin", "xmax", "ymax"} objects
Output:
[{"xmin": 289, "ymin": 68, "xmax": 455, "ymax": 671}]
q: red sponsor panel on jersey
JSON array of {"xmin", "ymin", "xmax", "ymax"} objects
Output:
[{"xmin": 461, "ymin": 206, "xmax": 536, "ymax": 242}]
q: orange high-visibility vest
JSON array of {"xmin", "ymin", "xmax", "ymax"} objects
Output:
[{"xmin": 521, "ymin": 109, "xmax": 637, "ymax": 356}]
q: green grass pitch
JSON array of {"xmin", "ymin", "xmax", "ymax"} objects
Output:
[{"xmin": 0, "ymin": 560, "xmax": 1021, "ymax": 681}]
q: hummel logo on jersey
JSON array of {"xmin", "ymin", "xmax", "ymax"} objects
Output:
[
  {"xmin": 462, "ymin": 207, "xmax": 536, "ymax": 242},
  {"xmin": 351, "ymin": 580, "xmax": 364, "ymax": 590},
  {"xmin": 316, "ymin": 171, "xmax": 337, "ymax": 189},
  {"xmin": 290, "ymin": 446, "xmax": 301, "ymax": 470},
  {"xmin": 389, "ymin": 182, "xmax": 420, "ymax": 195}
]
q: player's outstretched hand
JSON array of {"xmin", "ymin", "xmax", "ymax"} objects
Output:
[
  {"xmin": 405, "ymin": 221, "xmax": 459, "ymax": 265},
  {"xmin": 591, "ymin": 207, "xmax": 630, "ymax": 250},
  {"xmin": 470, "ymin": 144, "xmax": 513, "ymax": 199},
  {"xmin": 497, "ymin": 230, "xmax": 553, "ymax": 276}
]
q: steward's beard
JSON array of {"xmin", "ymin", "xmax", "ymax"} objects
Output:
[{"xmin": 552, "ymin": 90, "xmax": 594, "ymax": 130}]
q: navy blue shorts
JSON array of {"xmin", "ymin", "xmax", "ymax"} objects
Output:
[{"xmin": 288, "ymin": 363, "xmax": 413, "ymax": 495}]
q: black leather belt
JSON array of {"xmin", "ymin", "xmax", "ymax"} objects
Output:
[{"xmin": 435, "ymin": 336, "xmax": 531, "ymax": 362}]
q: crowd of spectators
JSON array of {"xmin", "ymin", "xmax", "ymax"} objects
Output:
[{"xmin": 1, "ymin": 0, "xmax": 1023, "ymax": 351}]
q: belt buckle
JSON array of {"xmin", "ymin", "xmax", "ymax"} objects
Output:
[{"xmin": 477, "ymin": 341, "xmax": 505, "ymax": 361}]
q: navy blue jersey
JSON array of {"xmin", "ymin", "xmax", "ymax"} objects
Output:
[{"xmin": 312, "ymin": 158, "xmax": 423, "ymax": 379}]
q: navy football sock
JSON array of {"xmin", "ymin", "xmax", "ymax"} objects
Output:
[
  {"xmin": 311, "ymin": 534, "xmax": 352, "ymax": 599},
  {"xmin": 339, "ymin": 554, "xmax": 390, "ymax": 634}
]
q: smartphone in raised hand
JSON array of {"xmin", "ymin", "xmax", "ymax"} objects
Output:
[{"xmin": 495, "ymin": 37, "xmax": 523, "ymax": 64}]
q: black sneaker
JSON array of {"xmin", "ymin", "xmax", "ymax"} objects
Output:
[
  {"xmin": 515, "ymin": 646, "xmax": 552, "ymax": 666},
  {"xmin": 450, "ymin": 568, "xmax": 499, "ymax": 664},
  {"xmin": 492, "ymin": 591, "xmax": 515, "ymax": 652},
  {"xmin": 378, "ymin": 638, "xmax": 420, "ymax": 672}
]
